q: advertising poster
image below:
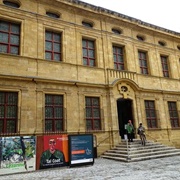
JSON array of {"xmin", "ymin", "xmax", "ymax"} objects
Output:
[
  {"xmin": 0, "ymin": 136, "xmax": 36, "ymax": 175},
  {"xmin": 36, "ymin": 135, "xmax": 68, "ymax": 170},
  {"xmin": 69, "ymin": 134, "xmax": 94, "ymax": 167}
]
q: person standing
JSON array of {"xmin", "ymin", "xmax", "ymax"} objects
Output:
[
  {"xmin": 137, "ymin": 123, "xmax": 145, "ymax": 135},
  {"xmin": 137, "ymin": 123, "xmax": 146, "ymax": 145},
  {"xmin": 126, "ymin": 120, "xmax": 134, "ymax": 142}
]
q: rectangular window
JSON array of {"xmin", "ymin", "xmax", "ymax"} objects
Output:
[
  {"xmin": 0, "ymin": 21, "xmax": 20, "ymax": 55},
  {"xmin": 168, "ymin": 102, "xmax": 179, "ymax": 127},
  {"xmin": 45, "ymin": 94, "xmax": 63, "ymax": 132},
  {"xmin": 82, "ymin": 39, "xmax": 95, "ymax": 66},
  {"xmin": 45, "ymin": 31, "xmax": 61, "ymax": 61},
  {"xmin": 161, "ymin": 56, "xmax": 169, "ymax": 77},
  {"xmin": 138, "ymin": 51, "xmax": 149, "ymax": 74},
  {"xmin": 85, "ymin": 97, "xmax": 101, "ymax": 130},
  {"xmin": 113, "ymin": 46, "xmax": 124, "ymax": 70},
  {"xmin": 0, "ymin": 92, "xmax": 18, "ymax": 133},
  {"xmin": 145, "ymin": 100, "xmax": 157, "ymax": 128}
]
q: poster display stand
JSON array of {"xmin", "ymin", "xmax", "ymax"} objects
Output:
[{"xmin": 68, "ymin": 134, "xmax": 94, "ymax": 167}]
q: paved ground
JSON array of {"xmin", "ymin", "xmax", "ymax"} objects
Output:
[{"xmin": 0, "ymin": 156, "xmax": 180, "ymax": 180}]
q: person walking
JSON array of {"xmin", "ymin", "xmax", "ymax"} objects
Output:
[
  {"xmin": 137, "ymin": 123, "xmax": 146, "ymax": 145},
  {"xmin": 126, "ymin": 120, "xmax": 134, "ymax": 142}
]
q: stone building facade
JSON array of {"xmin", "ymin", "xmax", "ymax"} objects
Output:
[{"xmin": 0, "ymin": 0, "xmax": 180, "ymax": 155}]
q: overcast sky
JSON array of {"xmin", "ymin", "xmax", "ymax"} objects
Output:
[{"xmin": 80, "ymin": 0, "xmax": 180, "ymax": 33}]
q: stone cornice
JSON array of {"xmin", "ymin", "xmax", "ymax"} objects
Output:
[{"xmin": 61, "ymin": 0, "xmax": 180, "ymax": 36}]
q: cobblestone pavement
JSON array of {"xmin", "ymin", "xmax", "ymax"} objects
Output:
[{"xmin": 1, "ymin": 156, "xmax": 180, "ymax": 180}]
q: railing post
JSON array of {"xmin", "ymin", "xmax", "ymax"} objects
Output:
[{"xmin": 124, "ymin": 134, "xmax": 131, "ymax": 161}]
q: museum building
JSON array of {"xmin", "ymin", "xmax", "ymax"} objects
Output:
[{"xmin": 0, "ymin": 0, "xmax": 180, "ymax": 155}]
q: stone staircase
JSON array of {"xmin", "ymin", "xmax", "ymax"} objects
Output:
[{"xmin": 101, "ymin": 139, "xmax": 180, "ymax": 162}]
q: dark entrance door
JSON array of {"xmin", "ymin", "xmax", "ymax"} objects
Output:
[{"xmin": 117, "ymin": 98, "xmax": 133, "ymax": 139}]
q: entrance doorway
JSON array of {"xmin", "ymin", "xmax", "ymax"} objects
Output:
[{"xmin": 117, "ymin": 98, "xmax": 133, "ymax": 139}]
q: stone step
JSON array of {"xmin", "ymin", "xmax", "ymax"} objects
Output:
[
  {"xmin": 117, "ymin": 141, "xmax": 163, "ymax": 148},
  {"xmin": 104, "ymin": 149, "xmax": 180, "ymax": 158},
  {"xmin": 130, "ymin": 152, "xmax": 180, "ymax": 162},
  {"xmin": 109, "ymin": 146, "xmax": 175, "ymax": 154},
  {"xmin": 101, "ymin": 139, "xmax": 180, "ymax": 162},
  {"xmin": 115, "ymin": 144, "xmax": 167, "ymax": 150},
  {"xmin": 101, "ymin": 151, "xmax": 180, "ymax": 162},
  {"xmin": 101, "ymin": 155, "xmax": 127, "ymax": 162}
]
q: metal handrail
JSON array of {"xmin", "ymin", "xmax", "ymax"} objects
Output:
[{"xmin": 97, "ymin": 130, "xmax": 119, "ymax": 147}]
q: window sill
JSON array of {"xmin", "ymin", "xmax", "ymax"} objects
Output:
[
  {"xmin": 85, "ymin": 130, "xmax": 105, "ymax": 133},
  {"xmin": 171, "ymin": 127, "xmax": 180, "ymax": 130},
  {"xmin": 147, "ymin": 128, "xmax": 161, "ymax": 131}
]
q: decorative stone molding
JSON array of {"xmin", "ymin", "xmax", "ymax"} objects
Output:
[
  {"xmin": 117, "ymin": 83, "xmax": 133, "ymax": 99},
  {"xmin": 64, "ymin": 0, "xmax": 180, "ymax": 36}
]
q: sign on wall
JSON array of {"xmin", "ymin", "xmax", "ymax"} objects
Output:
[
  {"xmin": 0, "ymin": 136, "xmax": 36, "ymax": 175},
  {"xmin": 36, "ymin": 135, "xmax": 68, "ymax": 170},
  {"xmin": 68, "ymin": 134, "xmax": 94, "ymax": 167}
]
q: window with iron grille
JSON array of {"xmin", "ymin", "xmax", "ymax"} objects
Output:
[
  {"xmin": 82, "ymin": 39, "xmax": 95, "ymax": 67},
  {"xmin": 45, "ymin": 94, "xmax": 64, "ymax": 132},
  {"xmin": 0, "ymin": 21, "xmax": 20, "ymax": 55},
  {"xmin": 145, "ymin": 100, "xmax": 157, "ymax": 128},
  {"xmin": 113, "ymin": 46, "xmax": 124, "ymax": 70},
  {"xmin": 85, "ymin": 97, "xmax": 101, "ymax": 130},
  {"xmin": 138, "ymin": 51, "xmax": 149, "ymax": 74},
  {"xmin": 168, "ymin": 102, "xmax": 179, "ymax": 127},
  {"xmin": 0, "ymin": 92, "xmax": 18, "ymax": 133},
  {"xmin": 161, "ymin": 56, "xmax": 169, "ymax": 77},
  {"xmin": 45, "ymin": 31, "xmax": 61, "ymax": 61}
]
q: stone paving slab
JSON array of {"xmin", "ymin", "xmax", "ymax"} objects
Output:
[{"xmin": 0, "ymin": 156, "xmax": 180, "ymax": 180}]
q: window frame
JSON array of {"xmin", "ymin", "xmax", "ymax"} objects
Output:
[
  {"xmin": 138, "ymin": 51, "xmax": 149, "ymax": 75},
  {"xmin": 85, "ymin": 97, "xmax": 101, "ymax": 131},
  {"xmin": 0, "ymin": 91, "xmax": 18, "ymax": 134},
  {"xmin": 45, "ymin": 30, "xmax": 62, "ymax": 61},
  {"xmin": 45, "ymin": 94, "xmax": 64, "ymax": 132},
  {"xmin": 0, "ymin": 20, "xmax": 20, "ymax": 55},
  {"xmin": 82, "ymin": 38, "xmax": 96, "ymax": 67},
  {"xmin": 144, "ymin": 100, "xmax": 157, "ymax": 128},
  {"xmin": 160, "ymin": 55, "xmax": 169, "ymax": 77},
  {"xmin": 113, "ymin": 45, "xmax": 125, "ymax": 70},
  {"xmin": 168, "ymin": 101, "xmax": 179, "ymax": 128}
]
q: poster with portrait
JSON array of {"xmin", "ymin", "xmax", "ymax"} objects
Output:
[
  {"xmin": 0, "ymin": 136, "xmax": 36, "ymax": 175},
  {"xmin": 36, "ymin": 135, "xmax": 68, "ymax": 170},
  {"xmin": 68, "ymin": 134, "xmax": 94, "ymax": 167}
]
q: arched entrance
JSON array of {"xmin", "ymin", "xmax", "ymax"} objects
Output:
[{"xmin": 117, "ymin": 98, "xmax": 133, "ymax": 139}]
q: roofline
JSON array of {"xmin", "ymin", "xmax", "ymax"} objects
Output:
[{"xmin": 62, "ymin": 0, "xmax": 180, "ymax": 36}]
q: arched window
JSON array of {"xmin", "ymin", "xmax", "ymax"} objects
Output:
[
  {"xmin": 137, "ymin": 35, "xmax": 145, "ymax": 41},
  {"xmin": 82, "ymin": 21, "xmax": 93, "ymax": 28},
  {"xmin": 158, "ymin": 41, "xmax": 166, "ymax": 46},
  {"xmin": 3, "ymin": 0, "xmax": 20, "ymax": 8},
  {"xmin": 112, "ymin": 28, "xmax": 122, "ymax": 35},
  {"xmin": 46, "ymin": 12, "xmax": 60, "ymax": 19}
]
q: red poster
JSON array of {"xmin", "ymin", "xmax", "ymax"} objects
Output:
[{"xmin": 36, "ymin": 135, "xmax": 68, "ymax": 170}]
